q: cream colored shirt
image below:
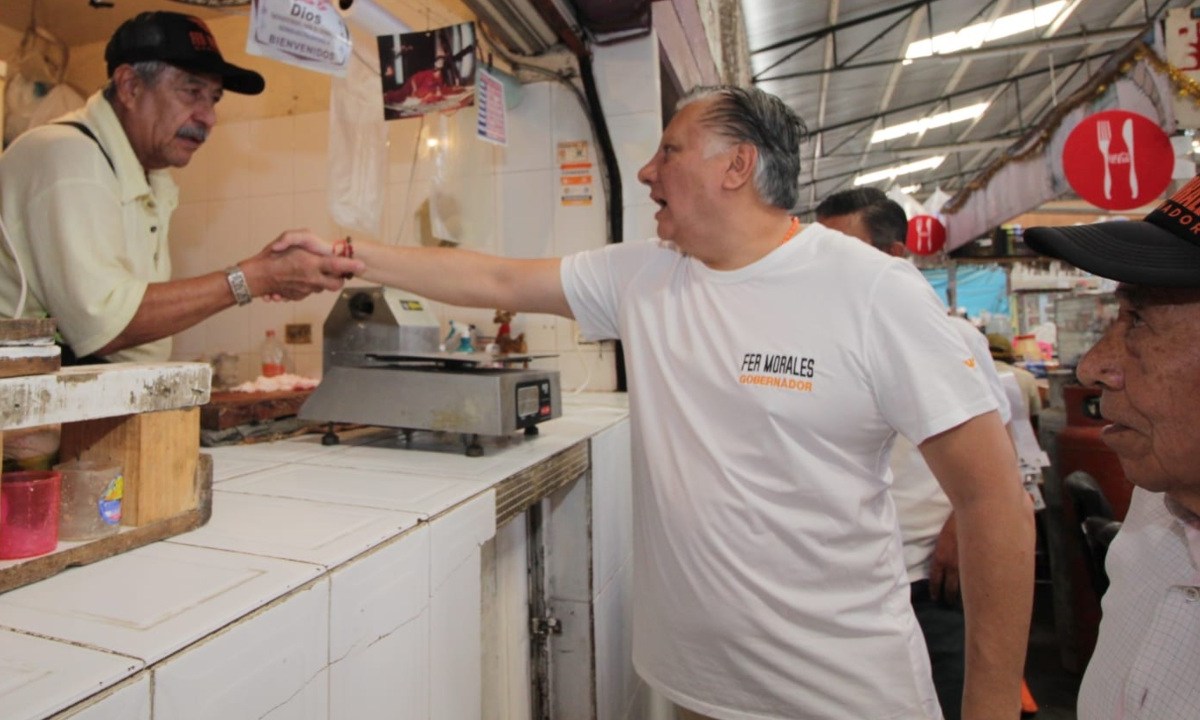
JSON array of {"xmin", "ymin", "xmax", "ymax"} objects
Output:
[{"xmin": 0, "ymin": 92, "xmax": 178, "ymax": 362}]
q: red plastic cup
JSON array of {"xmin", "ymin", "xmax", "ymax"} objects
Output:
[{"xmin": 0, "ymin": 470, "xmax": 62, "ymax": 559}]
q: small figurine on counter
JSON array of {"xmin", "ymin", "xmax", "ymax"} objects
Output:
[
  {"xmin": 493, "ymin": 310, "xmax": 527, "ymax": 355},
  {"xmin": 441, "ymin": 319, "xmax": 476, "ymax": 353}
]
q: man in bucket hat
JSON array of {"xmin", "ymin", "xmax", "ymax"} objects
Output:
[
  {"xmin": 0, "ymin": 11, "xmax": 361, "ymax": 364},
  {"xmin": 1025, "ymin": 175, "xmax": 1200, "ymax": 719}
]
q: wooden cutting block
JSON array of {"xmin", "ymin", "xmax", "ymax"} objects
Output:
[
  {"xmin": 59, "ymin": 407, "xmax": 200, "ymax": 526},
  {"xmin": 200, "ymin": 389, "xmax": 314, "ymax": 430},
  {"xmin": 0, "ymin": 318, "xmax": 60, "ymax": 379}
]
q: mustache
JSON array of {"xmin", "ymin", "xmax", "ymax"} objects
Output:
[{"xmin": 177, "ymin": 125, "xmax": 208, "ymax": 143}]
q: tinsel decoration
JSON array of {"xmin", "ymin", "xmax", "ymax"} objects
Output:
[{"xmin": 942, "ymin": 41, "xmax": 1200, "ymax": 215}]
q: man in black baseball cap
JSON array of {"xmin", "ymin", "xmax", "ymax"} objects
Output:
[
  {"xmin": 1024, "ymin": 176, "xmax": 1200, "ymax": 718},
  {"xmin": 105, "ymin": 11, "xmax": 264, "ymax": 95},
  {"xmin": 0, "ymin": 10, "xmax": 358, "ymax": 366},
  {"xmin": 1025, "ymin": 174, "xmax": 1200, "ymax": 285}
]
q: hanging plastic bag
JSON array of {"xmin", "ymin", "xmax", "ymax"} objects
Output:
[
  {"xmin": 327, "ymin": 35, "xmax": 386, "ymax": 238},
  {"xmin": 15, "ymin": 25, "xmax": 67, "ymax": 86}
]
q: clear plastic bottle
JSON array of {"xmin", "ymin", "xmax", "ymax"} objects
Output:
[{"xmin": 261, "ymin": 329, "xmax": 286, "ymax": 378}]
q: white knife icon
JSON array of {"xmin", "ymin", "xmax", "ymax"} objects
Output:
[
  {"xmin": 1122, "ymin": 118, "xmax": 1138, "ymax": 198},
  {"xmin": 1097, "ymin": 120, "xmax": 1112, "ymax": 200}
]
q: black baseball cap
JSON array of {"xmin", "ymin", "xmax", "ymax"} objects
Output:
[
  {"xmin": 1025, "ymin": 175, "xmax": 1200, "ymax": 287},
  {"xmin": 105, "ymin": 11, "xmax": 265, "ymax": 95}
]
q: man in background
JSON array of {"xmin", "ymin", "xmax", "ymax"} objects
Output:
[
  {"xmin": 1026, "ymin": 176, "xmax": 1200, "ymax": 719},
  {"xmin": 816, "ymin": 187, "xmax": 1019, "ymax": 720},
  {"xmin": 987, "ymin": 333, "xmax": 1043, "ymax": 429},
  {"xmin": 0, "ymin": 11, "xmax": 360, "ymax": 364}
]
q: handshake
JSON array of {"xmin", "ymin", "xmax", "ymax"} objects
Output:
[{"xmin": 237, "ymin": 230, "xmax": 366, "ymax": 303}]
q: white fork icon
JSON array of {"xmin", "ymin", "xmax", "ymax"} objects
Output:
[{"xmin": 1097, "ymin": 121, "xmax": 1112, "ymax": 200}]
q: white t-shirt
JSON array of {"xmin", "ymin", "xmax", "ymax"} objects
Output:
[
  {"xmin": 561, "ymin": 224, "xmax": 998, "ymax": 719},
  {"xmin": 1078, "ymin": 487, "xmax": 1200, "ymax": 720},
  {"xmin": 891, "ymin": 315, "xmax": 1012, "ymax": 582}
]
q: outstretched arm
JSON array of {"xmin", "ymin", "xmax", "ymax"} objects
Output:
[
  {"xmin": 273, "ymin": 236, "xmax": 573, "ymax": 318},
  {"xmin": 919, "ymin": 410, "xmax": 1034, "ymax": 720},
  {"xmin": 94, "ymin": 230, "xmax": 362, "ymax": 356}
]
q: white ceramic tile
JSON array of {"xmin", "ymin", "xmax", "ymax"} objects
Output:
[
  {"xmin": 0, "ymin": 629, "xmax": 141, "ymax": 720},
  {"xmin": 553, "ymin": 186, "xmax": 608, "ymax": 257},
  {"xmin": 247, "ymin": 116, "xmax": 296, "ymax": 198},
  {"xmin": 429, "ymin": 490, "xmax": 495, "ymax": 593},
  {"xmin": 496, "ymin": 82, "xmax": 554, "ymax": 174},
  {"xmin": 429, "ymin": 547, "xmax": 482, "ymax": 720},
  {"xmin": 551, "ymin": 82, "xmax": 593, "ymax": 151},
  {"xmin": 264, "ymin": 667, "xmax": 328, "ymax": 720},
  {"xmin": 202, "ymin": 433, "xmax": 358, "ymax": 465},
  {"xmin": 167, "ymin": 202, "xmax": 212, "ymax": 280},
  {"xmin": 205, "ymin": 120, "xmax": 253, "ymax": 201},
  {"xmin": 559, "ymin": 346, "xmax": 619, "ymax": 393},
  {"xmin": 591, "ymin": 420, "xmax": 633, "ymax": 595},
  {"xmin": 204, "ymin": 300, "xmax": 254, "ymax": 359},
  {"xmin": 293, "ymin": 111, "xmax": 330, "ymax": 194},
  {"xmin": 55, "ymin": 672, "xmax": 151, "ymax": 720},
  {"xmin": 174, "ymin": 141, "xmax": 215, "ymax": 203},
  {"xmin": 329, "ymin": 609, "xmax": 428, "ymax": 720},
  {"xmin": 152, "ymin": 580, "xmax": 329, "ymax": 720},
  {"xmin": 205, "ymin": 196, "xmax": 256, "ymax": 269},
  {"xmin": 219, "ymin": 462, "xmax": 481, "ymax": 518},
  {"xmin": 497, "ymin": 169, "xmax": 554, "ymax": 260},
  {"xmin": 297, "ymin": 434, "xmax": 529, "ymax": 482},
  {"xmin": 292, "ymin": 189, "xmax": 338, "ymax": 241},
  {"xmin": 606, "ymin": 112, "xmax": 662, "ymax": 209},
  {"xmin": 0, "ymin": 543, "xmax": 321, "ymax": 664},
  {"xmin": 167, "ymin": 491, "xmax": 420, "ymax": 569},
  {"xmin": 246, "ymin": 193, "xmax": 296, "ymax": 252},
  {"xmin": 594, "ymin": 561, "xmax": 635, "ymax": 720},
  {"xmin": 329, "ymin": 525, "xmax": 429, "ymax": 662},
  {"xmin": 593, "ymin": 35, "xmax": 661, "ymax": 117},
  {"xmin": 210, "ymin": 455, "xmax": 281, "ymax": 484},
  {"xmin": 521, "ymin": 312, "xmax": 559, "ymax": 354}
]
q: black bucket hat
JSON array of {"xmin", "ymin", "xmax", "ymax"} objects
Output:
[
  {"xmin": 1024, "ymin": 175, "xmax": 1200, "ymax": 287},
  {"xmin": 105, "ymin": 11, "xmax": 265, "ymax": 95}
]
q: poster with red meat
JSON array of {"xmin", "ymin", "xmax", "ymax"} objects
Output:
[{"xmin": 377, "ymin": 22, "xmax": 476, "ymax": 120}]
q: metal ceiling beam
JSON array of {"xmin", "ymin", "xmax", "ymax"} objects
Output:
[
  {"xmin": 757, "ymin": 25, "xmax": 1140, "ymax": 82},
  {"xmin": 807, "ymin": 0, "xmax": 841, "ymax": 208},
  {"xmin": 755, "ymin": 4, "xmax": 919, "ymax": 82},
  {"xmin": 807, "ymin": 51, "xmax": 1108, "ymax": 137},
  {"xmin": 751, "ymin": 0, "xmax": 933, "ymax": 55}
]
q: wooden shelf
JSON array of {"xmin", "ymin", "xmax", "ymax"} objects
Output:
[{"xmin": 0, "ymin": 362, "xmax": 213, "ymax": 594}]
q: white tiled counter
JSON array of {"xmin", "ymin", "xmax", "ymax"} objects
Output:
[{"xmin": 0, "ymin": 394, "xmax": 630, "ymax": 720}]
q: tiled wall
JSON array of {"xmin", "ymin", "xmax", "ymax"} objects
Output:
[{"xmin": 169, "ymin": 33, "xmax": 661, "ymax": 394}]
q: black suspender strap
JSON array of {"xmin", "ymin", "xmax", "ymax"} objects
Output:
[{"xmin": 55, "ymin": 121, "xmax": 116, "ymax": 174}]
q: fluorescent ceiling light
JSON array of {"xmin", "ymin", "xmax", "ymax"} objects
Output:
[
  {"xmin": 853, "ymin": 157, "xmax": 946, "ymax": 186},
  {"xmin": 905, "ymin": 1, "xmax": 1067, "ymax": 60},
  {"xmin": 898, "ymin": 184, "xmax": 921, "ymax": 194},
  {"xmin": 871, "ymin": 103, "xmax": 991, "ymax": 143}
]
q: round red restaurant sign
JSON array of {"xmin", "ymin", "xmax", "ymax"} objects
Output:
[
  {"xmin": 1063, "ymin": 110, "xmax": 1173, "ymax": 211},
  {"xmin": 906, "ymin": 214, "xmax": 946, "ymax": 255}
]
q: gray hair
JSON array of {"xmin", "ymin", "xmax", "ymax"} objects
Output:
[
  {"xmin": 678, "ymin": 85, "xmax": 806, "ymax": 211},
  {"xmin": 102, "ymin": 60, "xmax": 171, "ymax": 101}
]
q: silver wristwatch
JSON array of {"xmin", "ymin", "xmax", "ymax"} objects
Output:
[{"xmin": 225, "ymin": 265, "xmax": 252, "ymax": 306}]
